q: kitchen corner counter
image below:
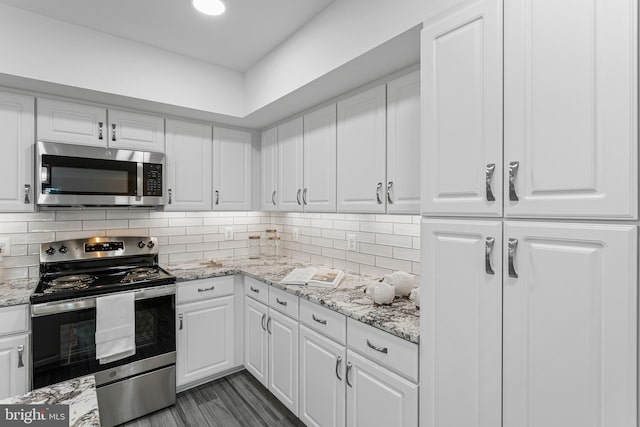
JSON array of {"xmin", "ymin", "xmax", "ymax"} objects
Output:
[
  {"xmin": 0, "ymin": 375, "xmax": 100, "ymax": 426},
  {"xmin": 0, "ymin": 277, "xmax": 37, "ymax": 307},
  {"xmin": 164, "ymin": 257, "xmax": 420, "ymax": 344}
]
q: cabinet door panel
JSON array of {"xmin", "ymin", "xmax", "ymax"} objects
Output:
[
  {"xmin": 177, "ymin": 296, "xmax": 234, "ymax": 387},
  {"xmin": 0, "ymin": 334, "xmax": 29, "ymax": 399},
  {"xmin": 346, "ymin": 350, "xmax": 417, "ymax": 427},
  {"xmin": 244, "ymin": 297, "xmax": 268, "ymax": 387},
  {"xmin": 261, "ymin": 127, "xmax": 278, "ymax": 211},
  {"xmin": 386, "ymin": 71, "xmax": 420, "ymax": 214},
  {"xmin": 268, "ymin": 310, "xmax": 299, "ymax": 416},
  {"xmin": 165, "ymin": 119, "xmax": 212, "ymax": 211},
  {"xmin": 304, "ymin": 104, "xmax": 337, "ymax": 212},
  {"xmin": 299, "ymin": 325, "xmax": 346, "ymax": 427},
  {"xmin": 422, "ymin": 0, "xmax": 503, "ymax": 217},
  {"xmin": 0, "ymin": 92, "xmax": 34, "ymax": 212},
  {"xmin": 422, "ymin": 219, "xmax": 502, "ymax": 427},
  {"xmin": 503, "ymin": 222, "xmax": 637, "ymax": 427},
  {"xmin": 337, "ymin": 85, "xmax": 386, "ymax": 213},
  {"xmin": 213, "ymin": 127, "xmax": 252, "ymax": 210},
  {"xmin": 504, "ymin": 0, "xmax": 637, "ymax": 218},
  {"xmin": 278, "ymin": 118, "xmax": 304, "ymax": 212},
  {"xmin": 108, "ymin": 109, "xmax": 165, "ymax": 152},
  {"xmin": 37, "ymin": 98, "xmax": 106, "ymax": 147}
]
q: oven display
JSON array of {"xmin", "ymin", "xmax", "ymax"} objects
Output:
[{"xmin": 84, "ymin": 242, "xmax": 124, "ymax": 252}]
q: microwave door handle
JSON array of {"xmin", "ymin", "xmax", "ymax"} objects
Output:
[{"xmin": 136, "ymin": 163, "xmax": 143, "ymax": 199}]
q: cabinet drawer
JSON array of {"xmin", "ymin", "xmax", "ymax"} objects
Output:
[
  {"xmin": 177, "ymin": 276, "xmax": 234, "ymax": 304},
  {"xmin": 268, "ymin": 287, "xmax": 299, "ymax": 320},
  {"xmin": 299, "ymin": 299, "xmax": 346, "ymax": 345},
  {"xmin": 244, "ymin": 277, "xmax": 269, "ymax": 305},
  {"xmin": 347, "ymin": 318, "xmax": 418, "ymax": 382},
  {"xmin": 0, "ymin": 305, "xmax": 28, "ymax": 336}
]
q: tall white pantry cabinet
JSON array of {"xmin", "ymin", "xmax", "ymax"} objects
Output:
[{"xmin": 420, "ymin": 0, "xmax": 638, "ymax": 427}]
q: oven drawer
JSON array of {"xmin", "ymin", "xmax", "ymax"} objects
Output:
[
  {"xmin": 0, "ymin": 305, "xmax": 28, "ymax": 336},
  {"xmin": 177, "ymin": 276, "xmax": 234, "ymax": 304}
]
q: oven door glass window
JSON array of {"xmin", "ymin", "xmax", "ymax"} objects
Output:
[
  {"xmin": 32, "ymin": 295, "xmax": 175, "ymax": 389},
  {"xmin": 41, "ymin": 154, "xmax": 137, "ymax": 196}
]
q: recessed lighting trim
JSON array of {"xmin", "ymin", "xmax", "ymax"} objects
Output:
[{"xmin": 192, "ymin": 0, "xmax": 226, "ymax": 16}]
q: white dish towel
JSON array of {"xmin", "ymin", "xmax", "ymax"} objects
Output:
[{"xmin": 95, "ymin": 292, "xmax": 136, "ymax": 365}]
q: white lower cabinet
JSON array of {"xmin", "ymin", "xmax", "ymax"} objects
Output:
[
  {"xmin": 346, "ymin": 349, "xmax": 418, "ymax": 427},
  {"xmin": 268, "ymin": 309, "xmax": 299, "ymax": 416},
  {"xmin": 0, "ymin": 333, "xmax": 29, "ymax": 400},
  {"xmin": 176, "ymin": 278, "xmax": 236, "ymax": 389},
  {"xmin": 299, "ymin": 324, "xmax": 346, "ymax": 427},
  {"xmin": 244, "ymin": 296, "xmax": 269, "ymax": 387}
]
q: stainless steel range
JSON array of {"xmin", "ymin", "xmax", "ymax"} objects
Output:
[{"xmin": 30, "ymin": 236, "xmax": 177, "ymax": 427}]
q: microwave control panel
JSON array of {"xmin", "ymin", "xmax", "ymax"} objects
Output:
[{"xmin": 143, "ymin": 163, "xmax": 163, "ymax": 196}]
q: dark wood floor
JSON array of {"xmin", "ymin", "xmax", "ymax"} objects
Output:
[{"xmin": 122, "ymin": 370, "xmax": 305, "ymax": 427}]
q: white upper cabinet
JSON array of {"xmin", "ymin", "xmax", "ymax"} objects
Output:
[
  {"xmin": 421, "ymin": 0, "xmax": 503, "ymax": 217},
  {"xmin": 261, "ymin": 127, "xmax": 278, "ymax": 211},
  {"xmin": 0, "ymin": 92, "xmax": 34, "ymax": 213},
  {"xmin": 277, "ymin": 117, "xmax": 304, "ymax": 212},
  {"xmin": 386, "ymin": 71, "xmax": 421, "ymax": 214},
  {"xmin": 213, "ymin": 127, "xmax": 252, "ymax": 211},
  {"xmin": 421, "ymin": 219, "xmax": 502, "ymax": 427},
  {"xmin": 303, "ymin": 104, "xmax": 337, "ymax": 212},
  {"xmin": 165, "ymin": 119, "xmax": 212, "ymax": 211},
  {"xmin": 504, "ymin": 0, "xmax": 637, "ymax": 219},
  {"xmin": 37, "ymin": 98, "xmax": 107, "ymax": 147},
  {"xmin": 503, "ymin": 222, "xmax": 637, "ymax": 427},
  {"xmin": 337, "ymin": 85, "xmax": 387, "ymax": 213},
  {"xmin": 108, "ymin": 109, "xmax": 165, "ymax": 152}
]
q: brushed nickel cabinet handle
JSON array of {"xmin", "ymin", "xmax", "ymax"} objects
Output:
[
  {"xmin": 303, "ymin": 188, "xmax": 308, "ymax": 205},
  {"xmin": 376, "ymin": 182, "xmax": 383, "ymax": 204},
  {"xmin": 261, "ymin": 313, "xmax": 267, "ymax": 331},
  {"xmin": 366, "ymin": 339, "xmax": 388, "ymax": 354},
  {"xmin": 508, "ymin": 161, "xmax": 519, "ymax": 201},
  {"xmin": 17, "ymin": 345, "xmax": 24, "ymax": 368},
  {"xmin": 296, "ymin": 188, "xmax": 302, "ymax": 205},
  {"xmin": 198, "ymin": 285, "xmax": 215, "ymax": 292},
  {"xmin": 168, "ymin": 189, "xmax": 172, "ymax": 204},
  {"xmin": 386, "ymin": 182, "xmax": 394, "ymax": 204},
  {"xmin": 312, "ymin": 314, "xmax": 327, "ymax": 325},
  {"xmin": 267, "ymin": 316, "xmax": 272, "ymax": 334},
  {"xmin": 276, "ymin": 298, "xmax": 287, "ymax": 306},
  {"xmin": 272, "ymin": 190, "xmax": 276, "ymax": 205},
  {"xmin": 98, "ymin": 122, "xmax": 104, "ymax": 140},
  {"xmin": 485, "ymin": 237, "xmax": 495, "ymax": 275},
  {"xmin": 178, "ymin": 314, "xmax": 183, "ymax": 330},
  {"xmin": 346, "ymin": 362, "xmax": 353, "ymax": 387},
  {"xmin": 486, "ymin": 163, "xmax": 496, "ymax": 201},
  {"xmin": 335, "ymin": 356, "xmax": 343, "ymax": 381},
  {"xmin": 215, "ymin": 190, "xmax": 220, "ymax": 205},
  {"xmin": 111, "ymin": 123, "xmax": 117, "ymax": 141},
  {"xmin": 23, "ymin": 184, "xmax": 31, "ymax": 204},
  {"xmin": 508, "ymin": 238, "xmax": 519, "ymax": 278}
]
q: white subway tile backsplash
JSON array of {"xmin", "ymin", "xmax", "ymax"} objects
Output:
[
  {"xmin": 149, "ymin": 211, "xmax": 186, "ymax": 219},
  {"xmin": 322, "ymin": 247, "xmax": 346, "ymax": 260},
  {"xmin": 169, "ymin": 218, "xmax": 203, "ymax": 227},
  {"xmin": 376, "ymin": 233, "xmax": 413, "ymax": 248},
  {"xmin": 186, "ymin": 226, "xmax": 219, "ymax": 235},
  {"xmin": 159, "ymin": 244, "xmax": 186, "ymax": 254},
  {"xmin": 187, "ymin": 242, "xmax": 220, "ymax": 252},
  {"xmin": 359, "ymin": 242, "xmax": 393, "ymax": 258},
  {"xmin": 130, "ymin": 219, "xmax": 169, "ymax": 228},
  {"xmin": 0, "ymin": 222, "xmax": 28, "ymax": 233},
  {"xmin": 322, "ymin": 229, "xmax": 346, "ymax": 240},
  {"xmin": 345, "ymin": 252, "xmax": 376, "ymax": 266},
  {"xmin": 56, "ymin": 230, "xmax": 104, "ymax": 241},
  {"xmin": 360, "ymin": 221, "xmax": 393, "ymax": 234},
  {"xmin": 360, "ymin": 264, "xmax": 392, "ymax": 278},
  {"xmin": 393, "ymin": 247, "xmax": 421, "ymax": 262},
  {"xmin": 0, "ymin": 212, "xmax": 55, "ymax": 222},
  {"xmin": 393, "ymin": 223, "xmax": 420, "ymax": 236},
  {"xmin": 169, "ymin": 235, "xmax": 203, "ymax": 244},
  {"xmin": 29, "ymin": 221, "xmax": 80, "ymax": 233},
  {"xmin": 148, "ymin": 227, "xmax": 186, "ymax": 236},
  {"xmin": 107, "ymin": 210, "xmax": 150, "ymax": 220},
  {"xmin": 56, "ymin": 210, "xmax": 106, "ymax": 221},
  {"xmin": 376, "ymin": 215, "xmax": 413, "ymax": 223},
  {"xmin": 311, "ymin": 219, "xmax": 333, "ymax": 229},
  {"xmin": 169, "ymin": 252, "xmax": 203, "ymax": 262},
  {"xmin": 83, "ymin": 220, "xmax": 128, "ymax": 230},
  {"xmin": 105, "ymin": 228, "xmax": 149, "ymax": 237}
]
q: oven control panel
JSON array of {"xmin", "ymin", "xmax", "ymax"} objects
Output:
[{"xmin": 85, "ymin": 242, "xmax": 125, "ymax": 253}]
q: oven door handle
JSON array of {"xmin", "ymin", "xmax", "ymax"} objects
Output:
[{"xmin": 31, "ymin": 284, "xmax": 176, "ymax": 317}]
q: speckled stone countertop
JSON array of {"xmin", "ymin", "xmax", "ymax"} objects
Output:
[
  {"xmin": 0, "ymin": 277, "xmax": 37, "ymax": 307},
  {"xmin": 0, "ymin": 375, "xmax": 100, "ymax": 426},
  {"xmin": 164, "ymin": 257, "xmax": 420, "ymax": 344}
]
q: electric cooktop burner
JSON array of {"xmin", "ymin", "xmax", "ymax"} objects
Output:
[{"xmin": 46, "ymin": 274, "xmax": 95, "ymax": 292}]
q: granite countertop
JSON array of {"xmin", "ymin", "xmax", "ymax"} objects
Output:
[
  {"xmin": 0, "ymin": 277, "xmax": 37, "ymax": 307},
  {"xmin": 0, "ymin": 375, "xmax": 100, "ymax": 426},
  {"xmin": 164, "ymin": 257, "xmax": 420, "ymax": 344}
]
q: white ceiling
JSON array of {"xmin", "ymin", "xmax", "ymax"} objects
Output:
[{"xmin": 0, "ymin": 0, "xmax": 335, "ymax": 71}]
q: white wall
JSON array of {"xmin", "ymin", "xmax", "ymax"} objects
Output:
[{"xmin": 0, "ymin": 3, "xmax": 245, "ymax": 117}]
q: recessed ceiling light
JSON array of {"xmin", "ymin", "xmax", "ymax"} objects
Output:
[{"xmin": 192, "ymin": 0, "xmax": 226, "ymax": 16}]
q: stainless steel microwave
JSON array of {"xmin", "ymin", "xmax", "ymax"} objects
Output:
[{"xmin": 36, "ymin": 141, "xmax": 165, "ymax": 206}]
